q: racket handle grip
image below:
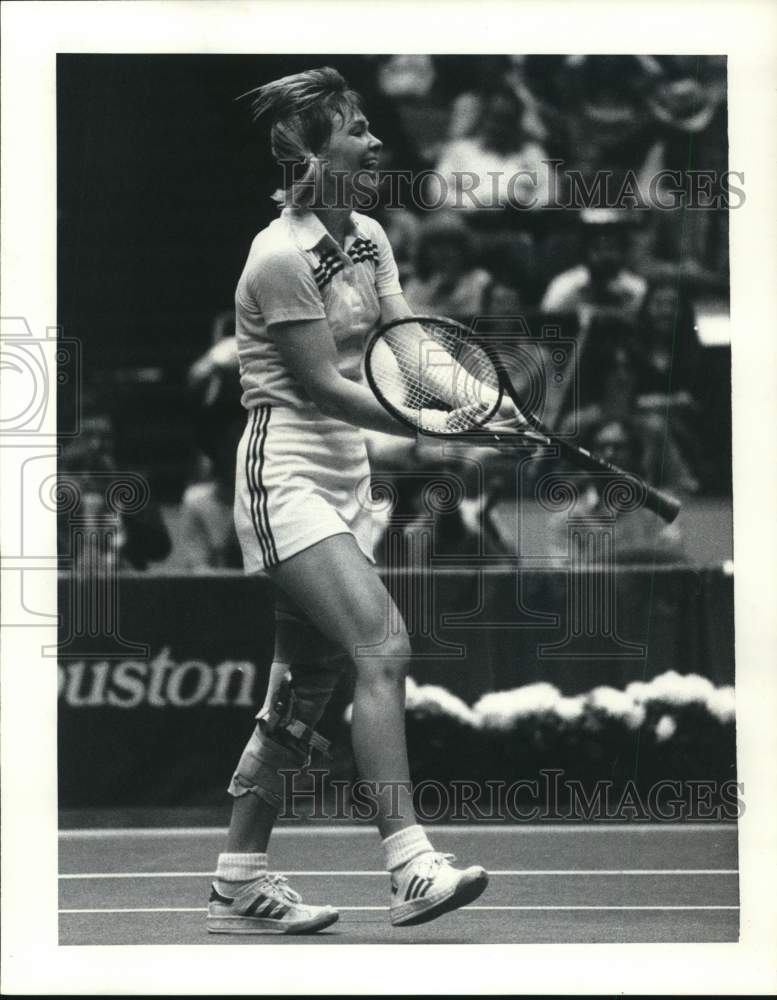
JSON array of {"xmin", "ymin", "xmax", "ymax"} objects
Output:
[
  {"xmin": 555, "ymin": 440, "xmax": 682, "ymax": 524},
  {"xmin": 645, "ymin": 485, "xmax": 682, "ymax": 524}
]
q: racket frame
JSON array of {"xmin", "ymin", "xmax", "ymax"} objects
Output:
[
  {"xmin": 363, "ymin": 314, "xmax": 504, "ymax": 438},
  {"xmin": 365, "ymin": 314, "xmax": 682, "ymax": 524}
]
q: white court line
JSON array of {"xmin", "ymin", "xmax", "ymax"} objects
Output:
[
  {"xmin": 59, "ymin": 868, "xmax": 739, "ymax": 879},
  {"xmin": 58, "ymin": 823, "xmax": 739, "ymax": 839},
  {"xmin": 59, "ymin": 905, "xmax": 740, "ymax": 915}
]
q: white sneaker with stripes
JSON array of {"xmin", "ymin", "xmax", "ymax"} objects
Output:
[
  {"xmin": 389, "ymin": 852, "xmax": 488, "ymax": 927},
  {"xmin": 207, "ymin": 873, "xmax": 339, "ymax": 935}
]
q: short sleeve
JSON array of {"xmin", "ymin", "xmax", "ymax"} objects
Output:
[
  {"xmin": 363, "ymin": 217, "xmax": 403, "ymax": 298},
  {"xmin": 244, "ymin": 244, "xmax": 326, "ymax": 325}
]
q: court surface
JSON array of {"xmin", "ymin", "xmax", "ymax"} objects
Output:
[{"xmin": 59, "ymin": 823, "xmax": 738, "ymax": 945}]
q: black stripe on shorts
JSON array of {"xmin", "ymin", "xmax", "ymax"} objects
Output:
[{"xmin": 247, "ymin": 405, "xmax": 279, "ymax": 567}]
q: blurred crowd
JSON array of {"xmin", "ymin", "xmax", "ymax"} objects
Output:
[
  {"xmin": 368, "ymin": 53, "xmax": 729, "ymax": 296},
  {"xmin": 61, "ymin": 55, "xmax": 731, "ymax": 574}
]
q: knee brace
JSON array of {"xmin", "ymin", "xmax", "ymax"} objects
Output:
[
  {"xmin": 272, "ymin": 594, "xmax": 349, "ymax": 753},
  {"xmin": 227, "ymin": 723, "xmax": 306, "ymax": 810},
  {"xmin": 227, "ymin": 598, "xmax": 348, "ymax": 806},
  {"xmin": 261, "ymin": 674, "xmax": 332, "ymax": 762},
  {"xmin": 227, "ymin": 669, "xmax": 343, "ymax": 808}
]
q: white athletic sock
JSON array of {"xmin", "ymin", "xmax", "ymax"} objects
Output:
[
  {"xmin": 215, "ymin": 852, "xmax": 268, "ymax": 884},
  {"xmin": 382, "ymin": 825, "xmax": 434, "ymax": 872}
]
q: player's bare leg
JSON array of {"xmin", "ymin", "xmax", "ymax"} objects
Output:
[
  {"xmin": 265, "ymin": 534, "xmax": 488, "ymax": 925},
  {"xmin": 224, "ymin": 779, "xmax": 277, "ymax": 854},
  {"xmin": 224, "ymin": 656, "xmax": 294, "ymax": 852},
  {"xmin": 209, "ymin": 597, "xmax": 342, "ymax": 933},
  {"xmin": 267, "ymin": 533, "xmax": 417, "ymax": 837},
  {"xmin": 211, "ymin": 534, "xmax": 487, "ymax": 932}
]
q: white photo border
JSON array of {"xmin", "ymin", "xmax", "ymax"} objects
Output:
[{"xmin": 1, "ymin": 0, "xmax": 776, "ymax": 994}]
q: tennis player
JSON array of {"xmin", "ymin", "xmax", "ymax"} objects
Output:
[{"xmin": 207, "ymin": 67, "xmax": 516, "ymax": 936}]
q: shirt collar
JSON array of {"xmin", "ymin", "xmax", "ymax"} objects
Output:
[{"xmin": 282, "ymin": 207, "xmax": 361, "ymax": 254}]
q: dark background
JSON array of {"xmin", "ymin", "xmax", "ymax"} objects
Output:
[
  {"xmin": 58, "ymin": 55, "xmax": 431, "ymax": 493},
  {"xmin": 56, "ymin": 55, "xmax": 736, "ymax": 816},
  {"xmin": 57, "ymin": 54, "xmax": 428, "ymax": 369},
  {"xmin": 57, "ymin": 54, "xmax": 732, "ymax": 502}
]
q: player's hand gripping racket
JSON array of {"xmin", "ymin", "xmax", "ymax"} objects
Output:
[{"xmin": 365, "ymin": 315, "xmax": 681, "ymax": 524}]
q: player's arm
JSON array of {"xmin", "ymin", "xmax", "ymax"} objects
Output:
[
  {"xmin": 270, "ymin": 316, "xmax": 416, "ymax": 436},
  {"xmin": 378, "ymin": 293, "xmax": 529, "ymax": 429},
  {"xmin": 379, "ymin": 291, "xmax": 414, "ymax": 327},
  {"xmin": 249, "ymin": 241, "xmax": 416, "ymax": 436}
]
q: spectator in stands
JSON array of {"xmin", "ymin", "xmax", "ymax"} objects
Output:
[
  {"xmin": 574, "ymin": 313, "xmax": 641, "ymax": 414},
  {"xmin": 562, "ymin": 315, "xmax": 700, "ymax": 495},
  {"xmin": 367, "ymin": 435, "xmax": 507, "ymax": 566},
  {"xmin": 634, "ymin": 280, "xmax": 704, "ymax": 478},
  {"xmin": 376, "ymin": 54, "xmax": 436, "ymax": 101},
  {"xmin": 403, "ymin": 213, "xmax": 492, "ymax": 322},
  {"xmin": 370, "ymin": 55, "xmax": 448, "ymax": 167},
  {"xmin": 632, "ymin": 206, "xmax": 730, "ymax": 295},
  {"xmin": 632, "ymin": 57, "xmax": 729, "ymax": 292},
  {"xmin": 560, "ymin": 55, "xmax": 659, "ymax": 191},
  {"xmin": 188, "ymin": 311, "xmax": 241, "ymax": 436},
  {"xmin": 179, "ymin": 440, "xmax": 243, "ymax": 572},
  {"xmin": 643, "ymin": 53, "xmax": 727, "ymax": 204},
  {"xmin": 548, "ymin": 417, "xmax": 686, "ymax": 565},
  {"xmin": 401, "ymin": 440, "xmax": 505, "ymax": 560},
  {"xmin": 187, "ymin": 309, "xmax": 243, "ymax": 492},
  {"xmin": 635, "ymin": 280, "xmax": 701, "ymax": 403},
  {"xmin": 426, "ymin": 87, "xmax": 555, "ymax": 211},
  {"xmin": 478, "ymin": 230, "xmax": 538, "ymax": 307},
  {"xmin": 481, "ymin": 275, "xmax": 524, "ymax": 317},
  {"xmin": 59, "ymin": 407, "xmax": 171, "ymax": 572},
  {"xmin": 181, "ymin": 310, "xmax": 245, "ymax": 571},
  {"xmin": 379, "ymin": 208, "xmax": 422, "ymax": 285},
  {"xmin": 509, "ymin": 55, "xmax": 576, "ymax": 156},
  {"xmin": 540, "ymin": 209, "xmax": 647, "ymax": 322},
  {"xmin": 445, "ymin": 56, "xmax": 548, "ymax": 147}
]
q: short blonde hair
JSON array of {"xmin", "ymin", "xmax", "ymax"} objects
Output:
[{"xmin": 238, "ymin": 66, "xmax": 362, "ymax": 206}]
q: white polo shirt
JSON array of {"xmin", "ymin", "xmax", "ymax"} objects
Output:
[
  {"xmin": 235, "ymin": 207, "xmax": 402, "ymax": 411},
  {"xmin": 540, "ymin": 264, "xmax": 647, "ymax": 316}
]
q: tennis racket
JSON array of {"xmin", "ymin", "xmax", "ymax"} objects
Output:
[{"xmin": 364, "ymin": 315, "xmax": 681, "ymax": 524}]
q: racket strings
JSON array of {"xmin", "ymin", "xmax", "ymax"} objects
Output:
[{"xmin": 370, "ymin": 319, "xmax": 501, "ymax": 434}]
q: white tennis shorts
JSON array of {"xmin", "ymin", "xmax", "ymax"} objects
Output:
[{"xmin": 234, "ymin": 404, "xmax": 377, "ymax": 574}]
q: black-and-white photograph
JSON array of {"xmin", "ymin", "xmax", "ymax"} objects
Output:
[
  {"xmin": 55, "ymin": 46, "xmax": 738, "ymax": 938},
  {"xmin": 2, "ymin": 1, "xmax": 776, "ymax": 995}
]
